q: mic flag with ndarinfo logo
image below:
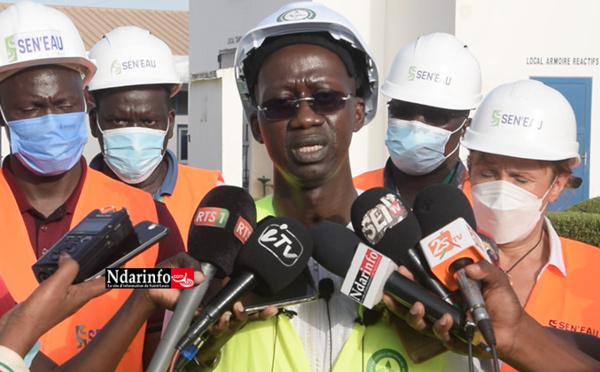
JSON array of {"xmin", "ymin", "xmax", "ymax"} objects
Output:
[{"xmin": 105, "ymin": 268, "xmax": 195, "ymax": 289}]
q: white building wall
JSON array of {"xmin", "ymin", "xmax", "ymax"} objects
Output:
[{"xmin": 455, "ymin": 0, "xmax": 600, "ymax": 199}]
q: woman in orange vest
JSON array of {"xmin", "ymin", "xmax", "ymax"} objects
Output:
[{"xmin": 429, "ymin": 80, "xmax": 600, "ymax": 371}]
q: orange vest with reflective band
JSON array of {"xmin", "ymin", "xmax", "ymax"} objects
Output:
[
  {"xmin": 0, "ymin": 168, "xmax": 158, "ymax": 371},
  {"xmin": 501, "ymin": 236, "xmax": 600, "ymax": 372},
  {"xmin": 160, "ymin": 164, "xmax": 222, "ymax": 249}
]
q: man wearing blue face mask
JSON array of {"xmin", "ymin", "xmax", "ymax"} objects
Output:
[
  {"xmin": 0, "ymin": 3, "xmax": 184, "ymax": 371},
  {"xmin": 86, "ymin": 26, "xmax": 223, "ymax": 247},
  {"xmin": 354, "ymin": 33, "xmax": 482, "ymax": 207}
]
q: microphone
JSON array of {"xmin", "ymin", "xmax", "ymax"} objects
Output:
[
  {"xmin": 147, "ymin": 185, "xmax": 256, "ymax": 372},
  {"xmin": 415, "ymin": 183, "xmax": 496, "ymax": 347},
  {"xmin": 350, "ymin": 188, "xmax": 453, "ymax": 304},
  {"xmin": 414, "ymin": 183, "xmax": 500, "ymax": 268},
  {"xmin": 310, "ymin": 220, "xmax": 484, "ymax": 349},
  {"xmin": 176, "ymin": 216, "xmax": 313, "ymax": 355}
]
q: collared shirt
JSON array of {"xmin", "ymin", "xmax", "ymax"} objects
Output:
[
  {"xmin": 89, "ymin": 150, "xmax": 179, "ymax": 202},
  {"xmin": 2, "ymin": 156, "xmax": 85, "ymax": 258},
  {"xmin": 540, "ymin": 217, "xmax": 567, "ymax": 278},
  {"xmin": 3, "ymin": 155, "xmax": 183, "ymax": 263}
]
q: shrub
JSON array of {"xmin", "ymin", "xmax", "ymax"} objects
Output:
[
  {"xmin": 565, "ymin": 196, "xmax": 600, "ymax": 214},
  {"xmin": 546, "ymin": 211, "xmax": 600, "ymax": 247}
]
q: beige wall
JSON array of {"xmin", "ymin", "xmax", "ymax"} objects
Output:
[{"xmin": 456, "ymin": 0, "xmax": 599, "ymax": 199}]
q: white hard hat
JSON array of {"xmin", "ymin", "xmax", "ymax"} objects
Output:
[
  {"xmin": 234, "ymin": 1, "xmax": 379, "ymax": 124},
  {"xmin": 0, "ymin": 1, "xmax": 95, "ymax": 85},
  {"xmin": 381, "ymin": 33, "xmax": 482, "ymax": 110},
  {"xmin": 87, "ymin": 26, "xmax": 181, "ymax": 96},
  {"xmin": 462, "ymin": 79, "xmax": 580, "ymax": 167}
]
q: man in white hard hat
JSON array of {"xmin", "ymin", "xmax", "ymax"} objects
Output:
[
  {"xmin": 354, "ymin": 33, "xmax": 482, "ymax": 207},
  {"xmin": 0, "ymin": 3, "xmax": 184, "ymax": 371},
  {"xmin": 191, "ymin": 3, "xmax": 475, "ymax": 372},
  {"xmin": 86, "ymin": 26, "xmax": 223, "ymax": 247}
]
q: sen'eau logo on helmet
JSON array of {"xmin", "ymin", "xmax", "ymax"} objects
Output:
[
  {"xmin": 407, "ymin": 66, "xmax": 416, "ymax": 81},
  {"xmin": 277, "ymin": 8, "xmax": 316, "ymax": 22},
  {"xmin": 111, "ymin": 60, "xmax": 122, "ymax": 75},
  {"xmin": 4, "ymin": 36, "xmax": 16, "ymax": 62},
  {"xmin": 491, "ymin": 109, "xmax": 543, "ymax": 130},
  {"xmin": 407, "ymin": 66, "xmax": 452, "ymax": 85},
  {"xmin": 5, "ymin": 31, "xmax": 64, "ymax": 62}
]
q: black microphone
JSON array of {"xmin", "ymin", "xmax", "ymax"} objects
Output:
[
  {"xmin": 414, "ymin": 183, "xmax": 496, "ymax": 347},
  {"xmin": 147, "ymin": 185, "xmax": 256, "ymax": 372},
  {"xmin": 310, "ymin": 220, "xmax": 484, "ymax": 349},
  {"xmin": 350, "ymin": 187, "xmax": 453, "ymax": 305},
  {"xmin": 176, "ymin": 216, "xmax": 313, "ymax": 354}
]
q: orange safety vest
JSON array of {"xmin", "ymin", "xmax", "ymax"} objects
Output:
[
  {"xmin": 160, "ymin": 164, "xmax": 222, "ymax": 248},
  {"xmin": 501, "ymin": 236, "xmax": 600, "ymax": 371},
  {"xmin": 0, "ymin": 168, "xmax": 158, "ymax": 371},
  {"xmin": 352, "ymin": 168, "xmax": 384, "ymax": 191}
]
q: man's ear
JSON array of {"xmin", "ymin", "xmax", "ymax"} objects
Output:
[
  {"xmin": 84, "ymin": 88, "xmax": 95, "ymax": 108},
  {"xmin": 88, "ymin": 107, "xmax": 100, "ymax": 139},
  {"xmin": 353, "ymin": 96, "xmax": 365, "ymax": 133},
  {"xmin": 461, "ymin": 118, "xmax": 472, "ymax": 138},
  {"xmin": 249, "ymin": 111, "xmax": 264, "ymax": 143},
  {"xmin": 166, "ymin": 109, "xmax": 176, "ymax": 140}
]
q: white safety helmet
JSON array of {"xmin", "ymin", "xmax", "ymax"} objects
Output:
[
  {"xmin": 87, "ymin": 26, "xmax": 181, "ymax": 96},
  {"xmin": 0, "ymin": 1, "xmax": 95, "ymax": 85},
  {"xmin": 234, "ymin": 1, "xmax": 378, "ymax": 124},
  {"xmin": 381, "ymin": 33, "xmax": 481, "ymax": 110},
  {"xmin": 462, "ymin": 79, "xmax": 580, "ymax": 167}
]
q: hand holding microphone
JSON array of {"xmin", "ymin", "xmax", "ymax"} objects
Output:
[
  {"xmin": 415, "ymin": 183, "xmax": 497, "ymax": 348},
  {"xmin": 309, "ymin": 219, "xmax": 475, "ymax": 347},
  {"xmin": 174, "ymin": 216, "xmax": 313, "ymax": 369},
  {"xmin": 147, "ymin": 185, "xmax": 256, "ymax": 372}
]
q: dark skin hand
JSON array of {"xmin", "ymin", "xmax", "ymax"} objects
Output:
[{"xmin": 385, "ymin": 261, "xmax": 600, "ymax": 372}]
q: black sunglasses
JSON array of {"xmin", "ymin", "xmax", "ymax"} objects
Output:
[
  {"xmin": 388, "ymin": 101, "xmax": 468, "ymax": 126},
  {"xmin": 257, "ymin": 91, "xmax": 353, "ymax": 120}
]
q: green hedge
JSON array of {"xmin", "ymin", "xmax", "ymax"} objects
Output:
[
  {"xmin": 546, "ymin": 197, "xmax": 600, "ymax": 247},
  {"xmin": 564, "ymin": 196, "xmax": 600, "ymax": 214}
]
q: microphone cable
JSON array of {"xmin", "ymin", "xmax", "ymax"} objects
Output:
[{"xmin": 319, "ymin": 278, "xmax": 335, "ymax": 372}]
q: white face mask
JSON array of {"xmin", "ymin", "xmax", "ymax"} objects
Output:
[
  {"xmin": 385, "ymin": 118, "xmax": 465, "ymax": 176},
  {"xmin": 471, "ymin": 179, "xmax": 555, "ymax": 244}
]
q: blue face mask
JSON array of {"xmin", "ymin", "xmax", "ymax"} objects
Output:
[
  {"xmin": 98, "ymin": 123, "xmax": 167, "ymax": 184},
  {"xmin": 385, "ymin": 118, "xmax": 465, "ymax": 176},
  {"xmin": 3, "ymin": 109, "xmax": 88, "ymax": 176}
]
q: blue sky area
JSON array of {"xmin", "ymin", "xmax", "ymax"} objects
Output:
[{"xmin": 1, "ymin": 0, "xmax": 188, "ymax": 11}]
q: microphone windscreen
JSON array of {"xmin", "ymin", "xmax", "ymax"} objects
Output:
[
  {"xmin": 413, "ymin": 183, "xmax": 476, "ymax": 236},
  {"xmin": 235, "ymin": 216, "xmax": 312, "ymax": 296},
  {"xmin": 350, "ymin": 187, "xmax": 421, "ymax": 263},
  {"xmin": 310, "ymin": 220, "xmax": 360, "ymax": 276},
  {"xmin": 187, "ymin": 185, "xmax": 257, "ymax": 278}
]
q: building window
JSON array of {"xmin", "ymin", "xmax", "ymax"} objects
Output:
[
  {"xmin": 170, "ymin": 90, "xmax": 188, "ymax": 115},
  {"xmin": 178, "ymin": 124, "xmax": 188, "ymax": 164}
]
